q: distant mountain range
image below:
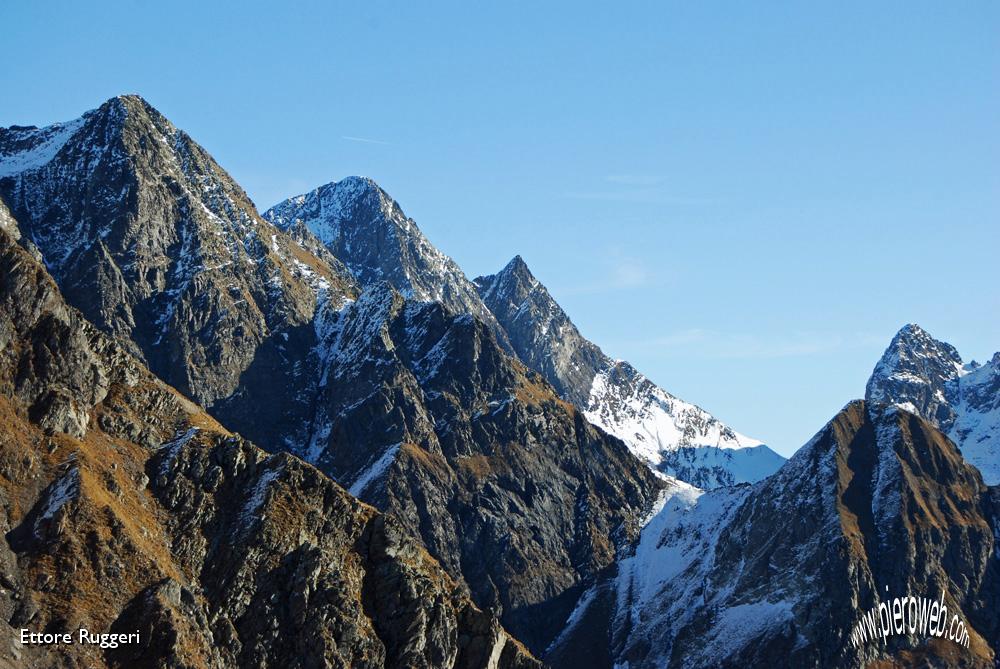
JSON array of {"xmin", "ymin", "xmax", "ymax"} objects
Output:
[
  {"xmin": 265, "ymin": 181, "xmax": 785, "ymax": 489},
  {"xmin": 0, "ymin": 96, "xmax": 995, "ymax": 668}
]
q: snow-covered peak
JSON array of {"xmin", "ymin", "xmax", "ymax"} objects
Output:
[
  {"xmin": 266, "ymin": 176, "xmax": 397, "ymax": 245},
  {"xmin": 883, "ymin": 323, "xmax": 964, "ymax": 373},
  {"xmin": 866, "ymin": 324, "xmax": 999, "ymax": 484},
  {"xmin": 0, "ymin": 96, "xmax": 165, "ymax": 180},
  {"xmin": 866, "ymin": 323, "xmax": 966, "ymax": 420}
]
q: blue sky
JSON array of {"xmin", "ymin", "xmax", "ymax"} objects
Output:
[{"xmin": 3, "ymin": 1, "xmax": 997, "ymax": 455}]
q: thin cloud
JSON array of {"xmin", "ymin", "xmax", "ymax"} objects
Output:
[
  {"xmin": 553, "ymin": 252, "xmax": 654, "ymax": 296},
  {"xmin": 632, "ymin": 330, "xmax": 883, "ymax": 360},
  {"xmin": 605, "ymin": 175, "xmax": 665, "ymax": 186},
  {"xmin": 561, "ymin": 189, "xmax": 711, "ymax": 205},
  {"xmin": 563, "ymin": 176, "xmax": 712, "ymax": 205},
  {"xmin": 610, "ymin": 258, "xmax": 649, "ymax": 288},
  {"xmin": 341, "ymin": 135, "xmax": 391, "ymax": 145}
]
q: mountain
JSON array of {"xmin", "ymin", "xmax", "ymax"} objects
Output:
[
  {"xmin": 0, "ymin": 95, "xmax": 356, "ymax": 408},
  {"xmin": 0, "ymin": 209, "xmax": 538, "ymax": 669},
  {"xmin": 2, "ymin": 98, "xmax": 663, "ymax": 659},
  {"xmin": 550, "ymin": 401, "xmax": 1000, "ymax": 668},
  {"xmin": 474, "ymin": 256, "xmax": 785, "ymax": 488},
  {"xmin": 866, "ymin": 324, "xmax": 1000, "ymax": 484},
  {"xmin": 214, "ymin": 277, "xmax": 664, "ymax": 653},
  {"xmin": 263, "ymin": 179, "xmax": 782, "ymax": 490},
  {"xmin": 263, "ymin": 177, "xmax": 510, "ymax": 350},
  {"xmin": 260, "ymin": 178, "xmax": 669, "ymax": 652}
]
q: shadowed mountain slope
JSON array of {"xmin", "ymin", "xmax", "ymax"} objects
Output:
[{"xmin": 0, "ymin": 202, "xmax": 538, "ymax": 669}]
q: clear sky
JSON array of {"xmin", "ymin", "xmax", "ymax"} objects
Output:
[{"xmin": 3, "ymin": 1, "xmax": 997, "ymax": 456}]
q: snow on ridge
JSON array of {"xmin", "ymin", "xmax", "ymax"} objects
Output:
[
  {"xmin": 33, "ymin": 467, "xmax": 81, "ymax": 537},
  {"xmin": 949, "ymin": 355, "xmax": 1000, "ymax": 484},
  {"xmin": 545, "ymin": 583, "xmax": 601, "ymax": 657},
  {"xmin": 263, "ymin": 176, "xmax": 391, "ymax": 247},
  {"xmin": 157, "ymin": 427, "xmax": 200, "ymax": 477},
  {"xmin": 0, "ymin": 117, "xmax": 86, "ymax": 178},
  {"xmin": 348, "ymin": 443, "xmax": 401, "ymax": 497},
  {"xmin": 584, "ymin": 364, "xmax": 763, "ymax": 461},
  {"xmin": 240, "ymin": 461, "xmax": 284, "ymax": 529},
  {"xmin": 611, "ymin": 476, "xmax": 803, "ymax": 667}
]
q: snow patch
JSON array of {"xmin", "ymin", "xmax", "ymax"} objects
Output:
[
  {"xmin": 0, "ymin": 118, "xmax": 85, "ymax": 177},
  {"xmin": 348, "ymin": 443, "xmax": 401, "ymax": 497},
  {"xmin": 241, "ymin": 462, "xmax": 284, "ymax": 528},
  {"xmin": 33, "ymin": 467, "xmax": 80, "ymax": 537},
  {"xmin": 157, "ymin": 427, "xmax": 199, "ymax": 477}
]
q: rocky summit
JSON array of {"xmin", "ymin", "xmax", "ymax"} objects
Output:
[
  {"xmin": 263, "ymin": 177, "xmax": 510, "ymax": 352},
  {"xmin": 0, "ymin": 95, "xmax": 357, "ymax": 408},
  {"xmin": 867, "ymin": 323, "xmax": 1000, "ymax": 484}
]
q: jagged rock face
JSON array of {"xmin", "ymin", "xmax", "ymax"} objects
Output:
[
  {"xmin": 0, "ymin": 96, "xmax": 356, "ymax": 406},
  {"xmin": 474, "ymin": 256, "xmax": 605, "ymax": 406},
  {"xmin": 568, "ymin": 401, "xmax": 999, "ymax": 669},
  {"xmin": 0, "ymin": 220, "xmax": 539, "ymax": 669},
  {"xmin": 218, "ymin": 279, "xmax": 664, "ymax": 655},
  {"xmin": 475, "ymin": 257, "xmax": 784, "ymax": 489},
  {"xmin": 2, "ymin": 99, "xmax": 661, "ymax": 660},
  {"xmin": 867, "ymin": 324, "xmax": 1000, "ymax": 484},
  {"xmin": 866, "ymin": 324, "xmax": 968, "ymax": 429},
  {"xmin": 263, "ymin": 177, "xmax": 510, "ymax": 351}
]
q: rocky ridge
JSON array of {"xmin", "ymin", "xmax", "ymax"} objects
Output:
[
  {"xmin": 0, "ymin": 203, "xmax": 539, "ymax": 669},
  {"xmin": 215, "ymin": 277, "xmax": 664, "ymax": 654},
  {"xmin": 475, "ymin": 256, "xmax": 785, "ymax": 488},
  {"xmin": 2, "ymin": 97, "xmax": 663, "ymax": 660}
]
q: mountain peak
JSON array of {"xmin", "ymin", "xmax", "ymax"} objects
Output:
[
  {"xmin": 336, "ymin": 174, "xmax": 380, "ymax": 190},
  {"xmin": 895, "ymin": 322, "xmax": 927, "ymax": 337},
  {"xmin": 866, "ymin": 324, "xmax": 1000, "ymax": 484},
  {"xmin": 0, "ymin": 94, "xmax": 172, "ymax": 183},
  {"xmin": 263, "ymin": 178, "xmax": 513, "ymax": 351},
  {"xmin": 476, "ymin": 255, "xmax": 540, "ymax": 305},
  {"xmin": 267, "ymin": 176, "xmax": 399, "ymax": 241},
  {"xmin": 502, "ymin": 254, "xmax": 531, "ymax": 275},
  {"xmin": 0, "ymin": 98, "xmax": 353, "ymax": 405},
  {"xmin": 892, "ymin": 322, "xmax": 939, "ymax": 345},
  {"xmin": 475, "ymin": 254, "xmax": 782, "ymax": 486},
  {"xmin": 866, "ymin": 324, "xmax": 964, "ymax": 425},
  {"xmin": 887, "ymin": 323, "xmax": 963, "ymax": 363},
  {"xmin": 599, "ymin": 397, "xmax": 996, "ymax": 668}
]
